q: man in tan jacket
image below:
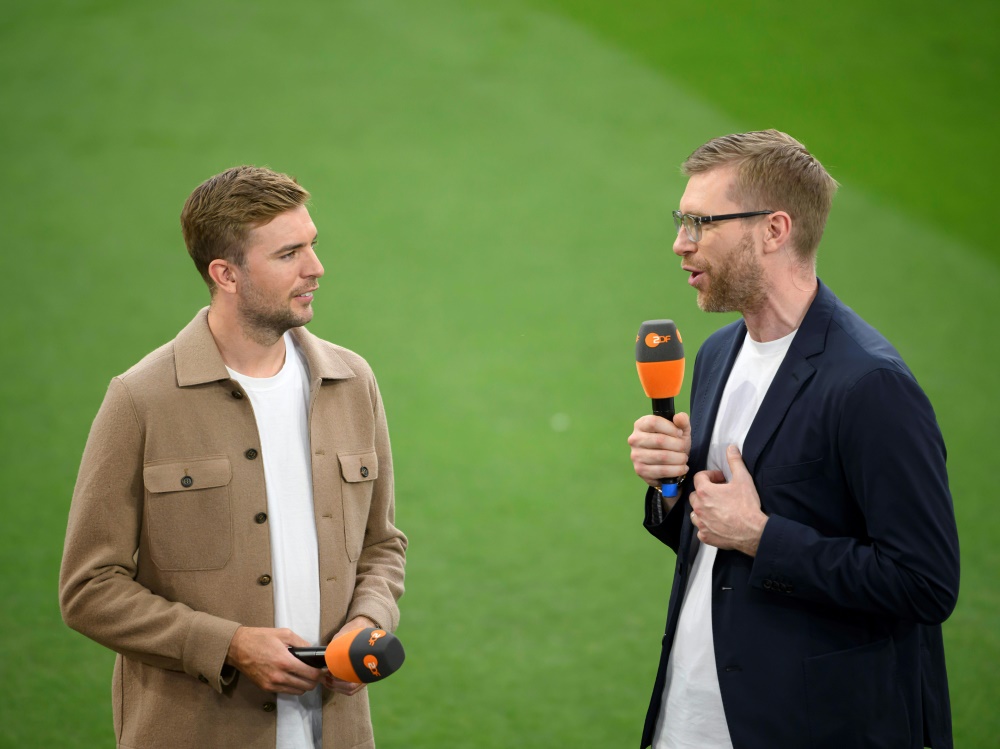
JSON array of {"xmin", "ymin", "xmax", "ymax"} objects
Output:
[{"xmin": 59, "ymin": 166, "xmax": 407, "ymax": 749}]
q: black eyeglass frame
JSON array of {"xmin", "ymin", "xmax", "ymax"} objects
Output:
[{"xmin": 672, "ymin": 210, "xmax": 774, "ymax": 242}]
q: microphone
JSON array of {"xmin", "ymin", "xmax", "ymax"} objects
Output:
[
  {"xmin": 289, "ymin": 627, "xmax": 406, "ymax": 683},
  {"xmin": 635, "ymin": 319, "xmax": 686, "ymax": 497}
]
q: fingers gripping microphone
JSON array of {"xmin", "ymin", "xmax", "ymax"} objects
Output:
[
  {"xmin": 635, "ymin": 320, "xmax": 686, "ymax": 498},
  {"xmin": 289, "ymin": 628, "xmax": 406, "ymax": 684}
]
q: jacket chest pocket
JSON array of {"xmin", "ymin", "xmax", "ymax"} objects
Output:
[
  {"xmin": 338, "ymin": 450, "xmax": 377, "ymax": 562},
  {"xmin": 143, "ymin": 456, "xmax": 233, "ymax": 571}
]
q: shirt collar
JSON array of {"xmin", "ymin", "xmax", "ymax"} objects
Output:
[{"xmin": 173, "ymin": 307, "xmax": 356, "ymax": 387}]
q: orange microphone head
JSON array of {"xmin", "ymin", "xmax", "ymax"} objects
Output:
[
  {"xmin": 324, "ymin": 627, "xmax": 406, "ymax": 684},
  {"xmin": 635, "ymin": 320, "xmax": 685, "ymax": 399}
]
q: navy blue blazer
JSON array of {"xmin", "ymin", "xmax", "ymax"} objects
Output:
[{"xmin": 641, "ymin": 281, "xmax": 960, "ymax": 749}]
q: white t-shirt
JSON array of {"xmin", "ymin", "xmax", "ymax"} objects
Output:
[
  {"xmin": 228, "ymin": 332, "xmax": 322, "ymax": 749},
  {"xmin": 653, "ymin": 328, "xmax": 795, "ymax": 749}
]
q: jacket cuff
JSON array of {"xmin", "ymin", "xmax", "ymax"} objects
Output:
[
  {"xmin": 643, "ymin": 486, "xmax": 666, "ymax": 527},
  {"xmin": 749, "ymin": 514, "xmax": 796, "ymax": 595},
  {"xmin": 182, "ymin": 612, "xmax": 242, "ymax": 693},
  {"xmin": 346, "ymin": 596, "xmax": 398, "ymax": 633}
]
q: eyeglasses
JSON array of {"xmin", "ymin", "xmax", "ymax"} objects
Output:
[{"xmin": 672, "ymin": 210, "xmax": 774, "ymax": 243}]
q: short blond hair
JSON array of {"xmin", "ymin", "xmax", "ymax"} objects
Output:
[
  {"xmin": 682, "ymin": 130, "xmax": 838, "ymax": 258},
  {"xmin": 180, "ymin": 166, "xmax": 310, "ymax": 291}
]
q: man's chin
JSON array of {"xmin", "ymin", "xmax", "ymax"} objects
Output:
[
  {"xmin": 292, "ymin": 298, "xmax": 315, "ymax": 321},
  {"xmin": 696, "ymin": 293, "xmax": 737, "ymax": 314},
  {"xmin": 695, "ymin": 291, "xmax": 715, "ymax": 312},
  {"xmin": 239, "ymin": 308, "xmax": 313, "ymax": 344}
]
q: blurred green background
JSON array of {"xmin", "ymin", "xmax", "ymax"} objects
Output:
[{"xmin": 1, "ymin": 0, "xmax": 996, "ymax": 746}]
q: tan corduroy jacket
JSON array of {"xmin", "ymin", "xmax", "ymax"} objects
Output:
[{"xmin": 59, "ymin": 308, "xmax": 406, "ymax": 749}]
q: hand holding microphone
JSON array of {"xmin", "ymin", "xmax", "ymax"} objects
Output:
[
  {"xmin": 289, "ymin": 627, "xmax": 406, "ymax": 687},
  {"xmin": 630, "ymin": 320, "xmax": 690, "ymax": 499},
  {"xmin": 226, "ymin": 626, "xmax": 326, "ymax": 696}
]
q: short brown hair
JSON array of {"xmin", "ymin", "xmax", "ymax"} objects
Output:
[
  {"xmin": 180, "ymin": 166, "xmax": 310, "ymax": 290},
  {"xmin": 682, "ymin": 130, "xmax": 838, "ymax": 258}
]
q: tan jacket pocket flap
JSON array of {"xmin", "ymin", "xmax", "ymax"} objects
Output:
[
  {"xmin": 338, "ymin": 450, "xmax": 378, "ymax": 483},
  {"xmin": 143, "ymin": 456, "xmax": 232, "ymax": 493}
]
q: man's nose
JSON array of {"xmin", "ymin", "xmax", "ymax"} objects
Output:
[
  {"xmin": 304, "ymin": 247, "xmax": 325, "ymax": 278},
  {"xmin": 673, "ymin": 228, "xmax": 694, "ymax": 257}
]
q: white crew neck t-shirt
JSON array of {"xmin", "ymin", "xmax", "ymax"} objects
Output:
[
  {"xmin": 228, "ymin": 332, "xmax": 322, "ymax": 749},
  {"xmin": 654, "ymin": 329, "xmax": 795, "ymax": 749}
]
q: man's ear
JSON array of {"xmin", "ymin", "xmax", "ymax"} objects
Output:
[
  {"xmin": 762, "ymin": 211, "xmax": 793, "ymax": 254},
  {"xmin": 208, "ymin": 259, "xmax": 239, "ymax": 294}
]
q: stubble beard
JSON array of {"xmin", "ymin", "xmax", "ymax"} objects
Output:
[
  {"xmin": 697, "ymin": 230, "xmax": 768, "ymax": 315},
  {"xmin": 237, "ymin": 274, "xmax": 312, "ymax": 346}
]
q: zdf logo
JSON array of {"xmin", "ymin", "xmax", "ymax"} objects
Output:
[{"xmin": 644, "ymin": 332, "xmax": 671, "ymax": 347}]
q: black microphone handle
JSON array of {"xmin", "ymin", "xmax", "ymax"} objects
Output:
[
  {"xmin": 651, "ymin": 397, "xmax": 681, "ymax": 497},
  {"xmin": 289, "ymin": 647, "xmax": 327, "ymax": 668},
  {"xmin": 651, "ymin": 397, "xmax": 675, "ymax": 422}
]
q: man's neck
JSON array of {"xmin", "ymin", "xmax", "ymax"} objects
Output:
[
  {"xmin": 207, "ymin": 305, "xmax": 288, "ymax": 378},
  {"xmin": 742, "ymin": 274, "xmax": 818, "ymax": 343}
]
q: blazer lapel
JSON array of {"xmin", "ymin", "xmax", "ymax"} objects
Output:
[
  {"xmin": 740, "ymin": 355, "xmax": 815, "ymax": 476},
  {"xmin": 741, "ymin": 280, "xmax": 836, "ymax": 476}
]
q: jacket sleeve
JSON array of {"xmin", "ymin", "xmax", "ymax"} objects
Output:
[
  {"xmin": 643, "ymin": 486, "xmax": 688, "ymax": 551},
  {"xmin": 345, "ymin": 375, "xmax": 407, "ymax": 631},
  {"xmin": 750, "ymin": 367, "xmax": 960, "ymax": 625},
  {"xmin": 59, "ymin": 378, "xmax": 240, "ymax": 690}
]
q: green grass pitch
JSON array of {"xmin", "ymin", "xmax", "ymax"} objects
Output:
[{"xmin": 1, "ymin": 0, "xmax": 997, "ymax": 746}]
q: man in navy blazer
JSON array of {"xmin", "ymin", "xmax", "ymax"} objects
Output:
[{"xmin": 628, "ymin": 130, "xmax": 959, "ymax": 749}]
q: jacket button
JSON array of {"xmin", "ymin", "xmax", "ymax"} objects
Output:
[
  {"xmin": 262, "ymin": 701, "xmax": 276, "ymax": 712},
  {"xmin": 181, "ymin": 476, "xmax": 193, "ymax": 488},
  {"xmin": 245, "ymin": 448, "xmax": 259, "ymax": 460},
  {"xmin": 232, "ymin": 390, "xmax": 244, "ymax": 399},
  {"xmin": 258, "ymin": 574, "xmax": 272, "ymax": 586},
  {"xmin": 255, "ymin": 512, "xmax": 268, "ymax": 524},
  {"xmin": 360, "ymin": 466, "xmax": 369, "ymax": 478}
]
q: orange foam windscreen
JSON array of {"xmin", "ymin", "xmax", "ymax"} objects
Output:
[
  {"xmin": 635, "ymin": 320, "xmax": 685, "ymax": 399},
  {"xmin": 324, "ymin": 627, "xmax": 406, "ymax": 684}
]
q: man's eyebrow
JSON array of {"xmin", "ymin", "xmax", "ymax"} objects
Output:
[{"xmin": 270, "ymin": 233, "xmax": 318, "ymax": 255}]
